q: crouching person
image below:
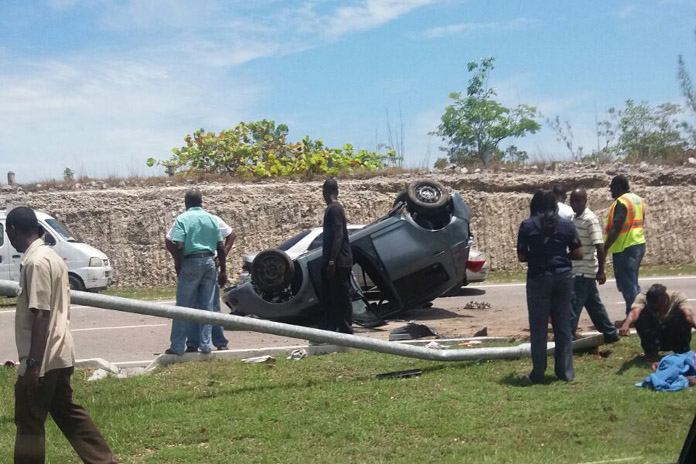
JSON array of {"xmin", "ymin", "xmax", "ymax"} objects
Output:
[{"xmin": 620, "ymin": 283, "xmax": 696, "ymax": 361}]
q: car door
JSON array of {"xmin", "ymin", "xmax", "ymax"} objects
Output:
[
  {"xmin": 369, "ymin": 218, "xmax": 454, "ymax": 307},
  {"xmin": 8, "ymin": 238, "xmax": 22, "ymax": 282}
]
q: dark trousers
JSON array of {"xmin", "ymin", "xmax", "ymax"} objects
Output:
[
  {"xmin": 612, "ymin": 243, "xmax": 645, "ymax": 314},
  {"xmin": 526, "ymin": 272, "xmax": 575, "ymax": 382},
  {"xmin": 319, "ymin": 267, "xmax": 354, "ymax": 334},
  {"xmin": 570, "ymin": 276, "xmax": 619, "ymax": 339},
  {"xmin": 635, "ymin": 309, "xmax": 692, "ymax": 356},
  {"xmin": 15, "ymin": 367, "xmax": 116, "ymax": 464}
]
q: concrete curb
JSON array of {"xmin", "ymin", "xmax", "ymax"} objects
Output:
[
  {"xmin": 75, "ymin": 358, "xmax": 120, "ymax": 374},
  {"xmin": 143, "ymin": 344, "xmax": 351, "ymax": 372},
  {"xmin": 81, "ymin": 335, "xmax": 604, "ymax": 378}
]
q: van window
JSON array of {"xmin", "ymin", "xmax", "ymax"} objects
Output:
[
  {"xmin": 45, "ymin": 218, "xmax": 81, "ymax": 243},
  {"xmin": 0, "ymin": 223, "xmax": 3, "ymax": 246}
]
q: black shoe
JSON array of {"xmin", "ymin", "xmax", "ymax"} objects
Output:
[
  {"xmin": 604, "ymin": 333, "xmax": 620, "ymax": 344},
  {"xmin": 164, "ymin": 349, "xmax": 181, "ymax": 355},
  {"xmin": 185, "ymin": 346, "xmax": 198, "ymax": 353},
  {"xmin": 216, "ymin": 345, "xmax": 228, "ymax": 351}
]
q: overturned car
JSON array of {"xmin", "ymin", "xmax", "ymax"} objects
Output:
[{"xmin": 223, "ymin": 179, "xmax": 472, "ymax": 326}]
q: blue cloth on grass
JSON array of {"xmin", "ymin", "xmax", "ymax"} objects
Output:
[{"xmin": 636, "ymin": 351, "xmax": 696, "ymax": 392}]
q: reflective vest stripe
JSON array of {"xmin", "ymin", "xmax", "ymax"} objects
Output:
[{"xmin": 604, "ymin": 193, "xmax": 646, "ymax": 253}]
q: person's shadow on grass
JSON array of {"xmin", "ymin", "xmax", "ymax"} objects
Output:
[
  {"xmin": 616, "ymin": 354, "xmax": 651, "ymax": 376},
  {"xmin": 498, "ymin": 373, "xmax": 556, "ymax": 387}
]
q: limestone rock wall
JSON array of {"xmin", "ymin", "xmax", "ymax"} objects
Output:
[{"xmin": 5, "ymin": 168, "xmax": 695, "ymax": 287}]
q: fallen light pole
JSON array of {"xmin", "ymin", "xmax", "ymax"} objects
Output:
[{"xmin": 0, "ymin": 280, "xmax": 603, "ymax": 362}]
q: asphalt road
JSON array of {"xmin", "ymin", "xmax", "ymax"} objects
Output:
[{"xmin": 1, "ymin": 275, "xmax": 694, "ymax": 365}]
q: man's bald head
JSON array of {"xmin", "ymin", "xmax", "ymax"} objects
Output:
[{"xmin": 569, "ymin": 188, "xmax": 587, "ymax": 216}]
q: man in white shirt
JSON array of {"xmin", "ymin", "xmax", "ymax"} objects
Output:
[
  {"xmin": 569, "ymin": 188, "xmax": 619, "ymax": 343},
  {"xmin": 553, "ymin": 184, "xmax": 575, "ymax": 220},
  {"xmin": 166, "ymin": 212, "xmax": 235, "ymax": 351}
]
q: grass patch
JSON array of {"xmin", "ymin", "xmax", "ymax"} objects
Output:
[
  {"xmin": 484, "ymin": 263, "xmax": 696, "ymax": 284},
  {"xmin": 0, "ymin": 286, "xmax": 176, "ymax": 309},
  {"xmin": 0, "ymin": 338, "xmax": 692, "ymax": 463},
  {"xmin": 101, "ymin": 286, "xmax": 177, "ymax": 301}
]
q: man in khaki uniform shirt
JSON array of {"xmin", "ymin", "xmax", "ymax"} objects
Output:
[{"xmin": 8, "ymin": 207, "xmax": 116, "ymax": 464}]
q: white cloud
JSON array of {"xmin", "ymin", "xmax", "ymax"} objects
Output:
[
  {"xmin": 616, "ymin": 4, "xmax": 636, "ymax": 19},
  {"xmin": 325, "ymin": 0, "xmax": 441, "ymax": 39},
  {"xmin": 0, "ymin": 52, "xmax": 264, "ymax": 181},
  {"xmin": 3, "ymin": 0, "xmax": 454, "ymax": 180},
  {"xmin": 46, "ymin": 0, "xmax": 87, "ymax": 10},
  {"xmin": 424, "ymin": 17, "xmax": 538, "ymax": 39}
]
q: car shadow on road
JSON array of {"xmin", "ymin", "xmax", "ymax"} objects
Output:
[{"xmin": 443, "ymin": 287, "xmax": 486, "ymax": 297}]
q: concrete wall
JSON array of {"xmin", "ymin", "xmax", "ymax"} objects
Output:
[{"xmin": 4, "ymin": 169, "xmax": 695, "ymax": 287}]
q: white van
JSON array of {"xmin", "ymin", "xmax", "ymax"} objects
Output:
[{"xmin": 0, "ymin": 208, "xmax": 112, "ymax": 292}]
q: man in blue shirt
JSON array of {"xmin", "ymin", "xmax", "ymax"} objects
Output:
[{"xmin": 165, "ymin": 189, "xmax": 226, "ymax": 355}]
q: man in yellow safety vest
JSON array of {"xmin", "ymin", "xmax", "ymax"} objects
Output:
[{"xmin": 603, "ymin": 175, "xmax": 646, "ymax": 316}]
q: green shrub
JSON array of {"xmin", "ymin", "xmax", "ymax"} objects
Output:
[{"xmin": 147, "ymin": 120, "xmax": 398, "ymax": 177}]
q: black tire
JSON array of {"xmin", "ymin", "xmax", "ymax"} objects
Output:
[
  {"xmin": 68, "ymin": 274, "xmax": 86, "ymax": 292},
  {"xmin": 407, "ymin": 179, "xmax": 449, "ymax": 214},
  {"xmin": 392, "ymin": 190, "xmax": 408, "ymax": 208},
  {"xmin": 251, "ymin": 249, "xmax": 295, "ymax": 294}
]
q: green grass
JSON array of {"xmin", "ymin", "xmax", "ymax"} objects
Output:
[
  {"xmin": 484, "ymin": 263, "xmax": 696, "ymax": 284},
  {"xmin": 0, "ymin": 285, "xmax": 177, "ymax": 309},
  {"xmin": 101, "ymin": 285, "xmax": 177, "ymax": 301},
  {"xmin": 0, "ymin": 338, "xmax": 692, "ymax": 463}
]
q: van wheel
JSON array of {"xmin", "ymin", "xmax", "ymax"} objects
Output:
[
  {"xmin": 68, "ymin": 275, "xmax": 86, "ymax": 292},
  {"xmin": 252, "ymin": 249, "xmax": 294, "ymax": 294},
  {"xmin": 407, "ymin": 179, "xmax": 449, "ymax": 214}
]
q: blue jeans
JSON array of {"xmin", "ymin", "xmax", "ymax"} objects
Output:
[
  {"xmin": 570, "ymin": 276, "xmax": 619, "ymax": 340},
  {"xmin": 612, "ymin": 243, "xmax": 645, "ymax": 314},
  {"xmin": 187, "ymin": 282, "xmax": 228, "ymax": 349},
  {"xmin": 169, "ymin": 256, "xmax": 216, "ymax": 355},
  {"xmin": 526, "ymin": 272, "xmax": 575, "ymax": 382}
]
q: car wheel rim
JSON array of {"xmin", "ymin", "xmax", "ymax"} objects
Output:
[
  {"xmin": 415, "ymin": 184, "xmax": 441, "ymax": 204},
  {"xmin": 256, "ymin": 256, "xmax": 287, "ymax": 287}
]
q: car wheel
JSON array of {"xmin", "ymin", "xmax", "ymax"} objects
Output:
[
  {"xmin": 251, "ymin": 249, "xmax": 295, "ymax": 294},
  {"xmin": 407, "ymin": 179, "xmax": 449, "ymax": 214},
  {"xmin": 68, "ymin": 274, "xmax": 86, "ymax": 292}
]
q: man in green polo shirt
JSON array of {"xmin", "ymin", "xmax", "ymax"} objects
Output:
[{"xmin": 165, "ymin": 189, "xmax": 226, "ymax": 355}]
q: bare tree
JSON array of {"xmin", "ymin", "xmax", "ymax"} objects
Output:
[
  {"xmin": 546, "ymin": 116, "xmax": 583, "ymax": 161},
  {"xmin": 384, "ymin": 105, "xmax": 405, "ymax": 167}
]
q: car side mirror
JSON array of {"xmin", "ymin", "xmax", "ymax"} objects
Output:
[{"xmin": 44, "ymin": 234, "xmax": 56, "ymax": 246}]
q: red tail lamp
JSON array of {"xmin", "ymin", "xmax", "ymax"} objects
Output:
[{"xmin": 466, "ymin": 259, "xmax": 486, "ymax": 273}]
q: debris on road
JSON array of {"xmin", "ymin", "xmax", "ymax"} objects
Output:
[
  {"xmin": 474, "ymin": 327, "xmax": 488, "ymax": 337},
  {"xmin": 459, "ymin": 340, "xmax": 483, "ymax": 348},
  {"xmin": 88, "ymin": 369, "xmax": 109, "ymax": 382},
  {"xmin": 464, "ymin": 301, "xmax": 491, "ymax": 310},
  {"xmin": 425, "ymin": 341, "xmax": 446, "ymax": 350},
  {"xmin": 287, "ymin": 349, "xmax": 307, "ymax": 360},
  {"xmin": 242, "ymin": 355, "xmax": 276, "ymax": 364},
  {"xmin": 389, "ymin": 322, "xmax": 440, "ymax": 341},
  {"xmin": 376, "ymin": 369, "xmax": 423, "ymax": 380}
]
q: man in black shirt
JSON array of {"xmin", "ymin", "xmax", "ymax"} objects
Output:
[{"xmin": 319, "ymin": 178, "xmax": 354, "ymax": 334}]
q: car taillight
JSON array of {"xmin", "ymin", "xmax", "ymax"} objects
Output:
[{"xmin": 466, "ymin": 259, "xmax": 486, "ymax": 273}]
